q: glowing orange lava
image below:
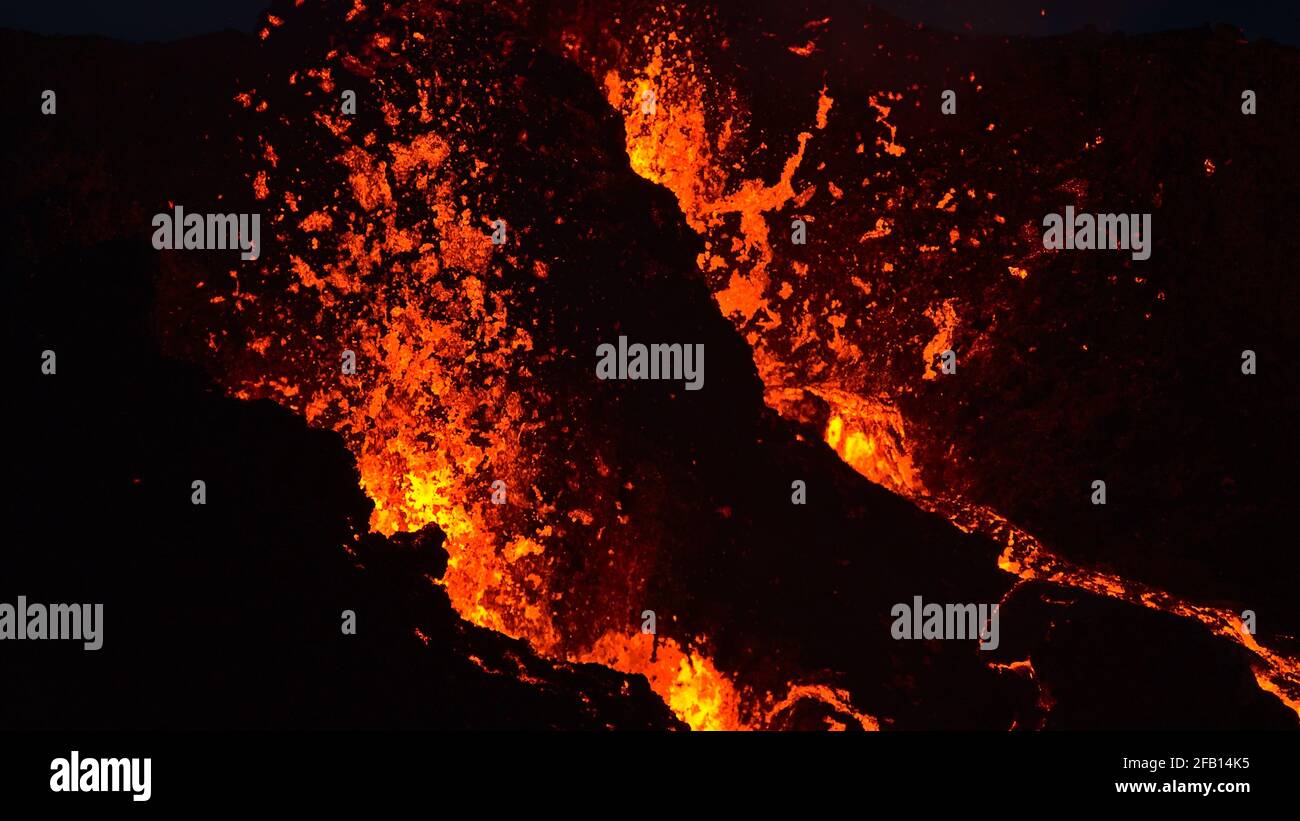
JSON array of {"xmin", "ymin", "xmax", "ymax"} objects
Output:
[{"xmin": 588, "ymin": 11, "xmax": 1300, "ymax": 721}]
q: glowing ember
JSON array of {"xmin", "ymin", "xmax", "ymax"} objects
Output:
[{"xmin": 171, "ymin": 0, "xmax": 884, "ymax": 731}]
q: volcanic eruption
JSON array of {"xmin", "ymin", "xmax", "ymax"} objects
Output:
[{"xmin": 3, "ymin": 0, "xmax": 1297, "ymax": 732}]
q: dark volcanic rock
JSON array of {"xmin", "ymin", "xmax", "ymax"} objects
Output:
[
  {"xmin": 998, "ymin": 583, "xmax": 1296, "ymax": 730},
  {"xmin": 0, "ymin": 238, "xmax": 679, "ymax": 729}
]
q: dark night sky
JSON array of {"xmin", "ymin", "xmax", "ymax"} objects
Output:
[{"xmin": 0, "ymin": 0, "xmax": 1296, "ymax": 46}]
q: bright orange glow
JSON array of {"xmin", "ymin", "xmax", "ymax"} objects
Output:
[
  {"xmin": 583, "ymin": 632, "xmax": 745, "ymax": 731},
  {"xmin": 212, "ymin": 6, "xmax": 1296, "ymax": 730}
]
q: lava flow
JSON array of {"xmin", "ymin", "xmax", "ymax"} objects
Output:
[{"xmin": 552, "ymin": 2, "xmax": 1300, "ymax": 718}]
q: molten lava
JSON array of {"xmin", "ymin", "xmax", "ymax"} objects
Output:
[{"xmin": 172, "ymin": 1, "xmax": 1297, "ymax": 729}]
